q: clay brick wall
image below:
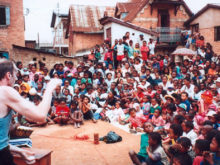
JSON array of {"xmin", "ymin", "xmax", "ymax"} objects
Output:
[
  {"xmin": 69, "ymin": 32, "xmax": 104, "ymax": 56},
  {"xmin": 11, "ymin": 47, "xmax": 79, "ymax": 69},
  {"xmin": 0, "ymin": 0, "xmax": 25, "ymax": 55},
  {"xmin": 200, "ymin": 28, "xmax": 220, "ymax": 54},
  {"xmin": 131, "ymin": 4, "xmax": 190, "ymax": 29}
]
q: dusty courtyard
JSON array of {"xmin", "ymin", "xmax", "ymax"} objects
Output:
[{"xmin": 30, "ymin": 121, "xmax": 140, "ymax": 165}]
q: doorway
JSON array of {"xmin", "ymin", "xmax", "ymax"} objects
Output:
[{"xmin": 158, "ymin": 10, "xmax": 170, "ymax": 27}]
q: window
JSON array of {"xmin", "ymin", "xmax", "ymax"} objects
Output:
[
  {"xmin": 214, "ymin": 26, "xmax": 220, "ymax": 41},
  {"xmin": 0, "ymin": 52, "xmax": 9, "ymax": 59},
  {"xmin": 0, "ymin": 6, "xmax": 10, "ymax": 26},
  {"xmin": 121, "ymin": 12, "xmax": 128, "ymax": 19}
]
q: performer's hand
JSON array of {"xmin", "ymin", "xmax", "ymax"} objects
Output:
[{"xmin": 46, "ymin": 79, "xmax": 62, "ymax": 92}]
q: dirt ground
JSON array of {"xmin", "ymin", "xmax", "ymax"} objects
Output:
[{"xmin": 30, "ymin": 121, "xmax": 140, "ymax": 165}]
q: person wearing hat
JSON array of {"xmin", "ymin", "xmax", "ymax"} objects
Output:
[{"xmin": 134, "ymin": 85, "xmax": 145, "ymax": 103}]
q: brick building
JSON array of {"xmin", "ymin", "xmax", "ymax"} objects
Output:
[
  {"xmin": 0, "ymin": 0, "xmax": 25, "ymax": 58},
  {"xmin": 115, "ymin": 0, "xmax": 192, "ymax": 29},
  {"xmin": 185, "ymin": 4, "xmax": 220, "ymax": 54},
  {"xmin": 66, "ymin": 5, "xmax": 115, "ymax": 56},
  {"xmin": 115, "ymin": 0, "xmax": 192, "ymax": 45}
]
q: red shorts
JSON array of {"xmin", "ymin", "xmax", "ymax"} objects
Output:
[{"xmin": 117, "ymin": 55, "xmax": 124, "ymax": 61}]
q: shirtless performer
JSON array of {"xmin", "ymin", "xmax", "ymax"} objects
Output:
[{"xmin": 0, "ymin": 59, "xmax": 62, "ymax": 165}]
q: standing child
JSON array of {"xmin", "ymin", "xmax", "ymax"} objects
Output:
[
  {"xmin": 69, "ymin": 101, "xmax": 83, "ymax": 128},
  {"xmin": 141, "ymin": 41, "xmax": 149, "ymax": 61}
]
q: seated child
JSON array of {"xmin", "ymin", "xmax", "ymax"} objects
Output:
[
  {"xmin": 193, "ymin": 139, "xmax": 210, "ymax": 165},
  {"xmin": 129, "ymin": 122, "xmax": 155, "ymax": 164},
  {"xmin": 128, "ymin": 108, "xmax": 148, "ymax": 133},
  {"xmin": 149, "ymin": 98, "xmax": 162, "ymax": 119},
  {"xmin": 163, "ymin": 124, "xmax": 183, "ymax": 153},
  {"xmin": 152, "ymin": 109, "xmax": 165, "ymax": 127},
  {"xmin": 69, "ymin": 100, "xmax": 83, "ymax": 128},
  {"xmin": 79, "ymin": 96, "xmax": 97, "ymax": 123},
  {"xmin": 141, "ymin": 95, "xmax": 151, "ymax": 116},
  {"xmin": 54, "ymin": 98, "xmax": 70, "ymax": 125},
  {"xmin": 181, "ymin": 121, "xmax": 198, "ymax": 146},
  {"xmin": 106, "ymin": 101, "xmax": 125, "ymax": 123},
  {"xmin": 145, "ymin": 132, "xmax": 168, "ymax": 165},
  {"xmin": 201, "ymin": 131, "xmax": 220, "ymax": 165},
  {"xmin": 50, "ymin": 98, "xmax": 59, "ymax": 119},
  {"xmin": 167, "ymin": 137, "xmax": 192, "ymax": 164}
]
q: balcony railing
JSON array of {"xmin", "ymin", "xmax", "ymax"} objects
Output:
[{"xmin": 154, "ymin": 27, "xmax": 181, "ymax": 43}]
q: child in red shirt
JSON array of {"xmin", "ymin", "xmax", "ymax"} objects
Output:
[
  {"xmin": 129, "ymin": 108, "xmax": 147, "ymax": 133},
  {"xmin": 104, "ymin": 48, "xmax": 113, "ymax": 68},
  {"xmin": 140, "ymin": 41, "xmax": 149, "ymax": 61},
  {"xmin": 54, "ymin": 98, "xmax": 70, "ymax": 125}
]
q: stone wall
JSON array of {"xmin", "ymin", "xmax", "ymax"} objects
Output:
[
  {"xmin": 0, "ymin": 0, "xmax": 25, "ymax": 55},
  {"xmin": 11, "ymin": 46, "xmax": 80, "ymax": 69}
]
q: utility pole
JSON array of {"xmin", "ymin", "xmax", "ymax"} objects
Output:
[
  {"xmin": 57, "ymin": 2, "xmax": 61, "ymax": 55},
  {"xmin": 37, "ymin": 32, "xmax": 40, "ymax": 49}
]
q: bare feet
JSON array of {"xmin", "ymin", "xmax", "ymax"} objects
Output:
[{"xmin": 92, "ymin": 119, "xmax": 97, "ymax": 123}]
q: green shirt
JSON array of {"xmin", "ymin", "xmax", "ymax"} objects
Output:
[
  {"xmin": 138, "ymin": 133, "xmax": 149, "ymax": 157},
  {"xmin": 150, "ymin": 105, "xmax": 162, "ymax": 114}
]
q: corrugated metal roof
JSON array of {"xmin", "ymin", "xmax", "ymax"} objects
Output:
[{"xmin": 69, "ymin": 5, "xmax": 115, "ymax": 33}]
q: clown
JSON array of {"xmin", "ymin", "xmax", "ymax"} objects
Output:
[{"xmin": 195, "ymin": 91, "xmax": 217, "ymax": 129}]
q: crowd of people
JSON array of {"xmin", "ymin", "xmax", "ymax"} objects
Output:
[{"xmin": 10, "ymin": 31, "xmax": 220, "ymax": 165}]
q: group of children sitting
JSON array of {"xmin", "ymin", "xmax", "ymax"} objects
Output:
[{"xmin": 129, "ymin": 121, "xmax": 220, "ymax": 165}]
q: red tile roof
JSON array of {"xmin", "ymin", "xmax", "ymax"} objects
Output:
[{"xmin": 68, "ymin": 5, "xmax": 115, "ymax": 33}]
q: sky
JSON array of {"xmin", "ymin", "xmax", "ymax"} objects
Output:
[{"xmin": 23, "ymin": 0, "xmax": 220, "ymax": 43}]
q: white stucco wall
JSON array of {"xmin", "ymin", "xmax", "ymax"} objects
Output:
[{"xmin": 103, "ymin": 22, "xmax": 155, "ymax": 46}]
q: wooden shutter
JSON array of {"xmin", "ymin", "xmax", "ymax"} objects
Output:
[
  {"xmin": 6, "ymin": 6, "xmax": 10, "ymax": 25},
  {"xmin": 214, "ymin": 27, "xmax": 217, "ymax": 41}
]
